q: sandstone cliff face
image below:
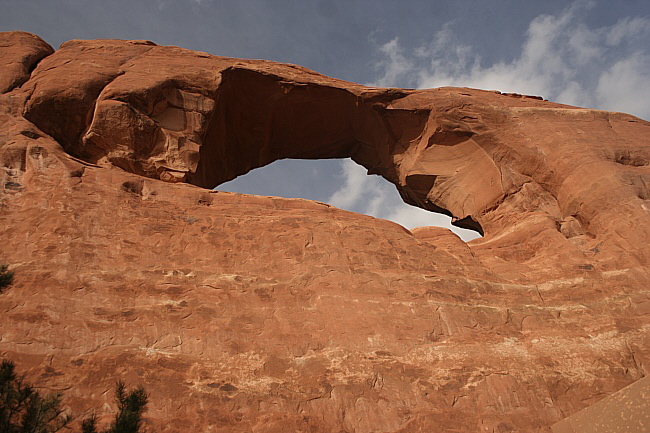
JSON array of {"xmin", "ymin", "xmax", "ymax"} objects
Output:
[{"xmin": 0, "ymin": 32, "xmax": 649, "ymax": 433}]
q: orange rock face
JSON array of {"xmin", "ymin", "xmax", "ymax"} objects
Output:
[{"xmin": 1, "ymin": 32, "xmax": 649, "ymax": 432}]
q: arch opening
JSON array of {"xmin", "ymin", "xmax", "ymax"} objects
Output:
[
  {"xmin": 216, "ymin": 158, "xmax": 482, "ymax": 242},
  {"xmin": 28, "ymin": 61, "xmax": 485, "ymax": 239},
  {"xmin": 185, "ymin": 66, "xmax": 483, "ymax": 240}
]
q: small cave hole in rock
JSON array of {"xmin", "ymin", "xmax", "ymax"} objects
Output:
[{"xmin": 215, "ymin": 158, "xmax": 481, "ymax": 241}]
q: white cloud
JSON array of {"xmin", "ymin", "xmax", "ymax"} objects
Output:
[
  {"xmin": 335, "ymin": 2, "xmax": 650, "ymax": 240},
  {"xmin": 373, "ymin": 38, "xmax": 415, "ymax": 88},
  {"xmin": 370, "ymin": 2, "xmax": 650, "ymax": 120},
  {"xmin": 328, "ymin": 159, "xmax": 378, "ymax": 210},
  {"xmin": 595, "ymin": 54, "xmax": 650, "ymax": 117},
  {"xmin": 328, "ymin": 160, "xmax": 480, "ymax": 241},
  {"xmin": 606, "ymin": 17, "xmax": 650, "ymax": 46}
]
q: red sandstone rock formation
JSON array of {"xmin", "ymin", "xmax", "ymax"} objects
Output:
[
  {"xmin": 0, "ymin": 31, "xmax": 649, "ymax": 432},
  {"xmin": 551, "ymin": 375, "xmax": 649, "ymax": 433}
]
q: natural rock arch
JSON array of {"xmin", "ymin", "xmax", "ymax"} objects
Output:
[
  {"xmin": 23, "ymin": 54, "xmax": 488, "ymax": 234},
  {"xmin": 16, "ymin": 37, "xmax": 650, "ymax": 263}
]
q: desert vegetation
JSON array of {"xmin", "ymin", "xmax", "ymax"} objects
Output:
[
  {"xmin": 0, "ymin": 264, "xmax": 13, "ymax": 293},
  {"xmin": 0, "ymin": 359, "xmax": 148, "ymax": 433}
]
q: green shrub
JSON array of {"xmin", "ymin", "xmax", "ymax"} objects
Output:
[
  {"xmin": 0, "ymin": 264, "xmax": 13, "ymax": 292},
  {"xmin": 82, "ymin": 381, "xmax": 148, "ymax": 433},
  {"xmin": 1, "ymin": 360, "xmax": 148, "ymax": 433},
  {"xmin": 0, "ymin": 359, "xmax": 72, "ymax": 433}
]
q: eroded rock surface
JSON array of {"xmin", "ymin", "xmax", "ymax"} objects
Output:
[
  {"xmin": 0, "ymin": 31, "xmax": 649, "ymax": 432},
  {"xmin": 0, "ymin": 31, "xmax": 53, "ymax": 93}
]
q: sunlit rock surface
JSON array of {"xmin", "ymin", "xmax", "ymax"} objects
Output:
[
  {"xmin": 1, "ymin": 31, "xmax": 649, "ymax": 433},
  {"xmin": 551, "ymin": 375, "xmax": 650, "ymax": 433}
]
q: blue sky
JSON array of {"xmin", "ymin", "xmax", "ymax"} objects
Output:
[{"xmin": 3, "ymin": 0, "xmax": 649, "ymax": 240}]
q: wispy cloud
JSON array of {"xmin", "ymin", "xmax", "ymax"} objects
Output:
[
  {"xmin": 328, "ymin": 159, "xmax": 377, "ymax": 210},
  {"xmin": 328, "ymin": 2, "xmax": 650, "ymax": 240},
  {"xmin": 328, "ymin": 160, "xmax": 480, "ymax": 241},
  {"xmin": 371, "ymin": 2, "xmax": 650, "ymax": 120}
]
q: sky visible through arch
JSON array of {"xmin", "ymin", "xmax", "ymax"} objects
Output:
[
  {"xmin": 3, "ymin": 0, "xmax": 649, "ymax": 240},
  {"xmin": 216, "ymin": 158, "xmax": 483, "ymax": 240}
]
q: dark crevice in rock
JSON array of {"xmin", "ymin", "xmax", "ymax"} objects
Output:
[
  {"xmin": 452, "ymin": 215, "xmax": 484, "ymax": 236},
  {"xmin": 19, "ymin": 130, "xmax": 41, "ymax": 139}
]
